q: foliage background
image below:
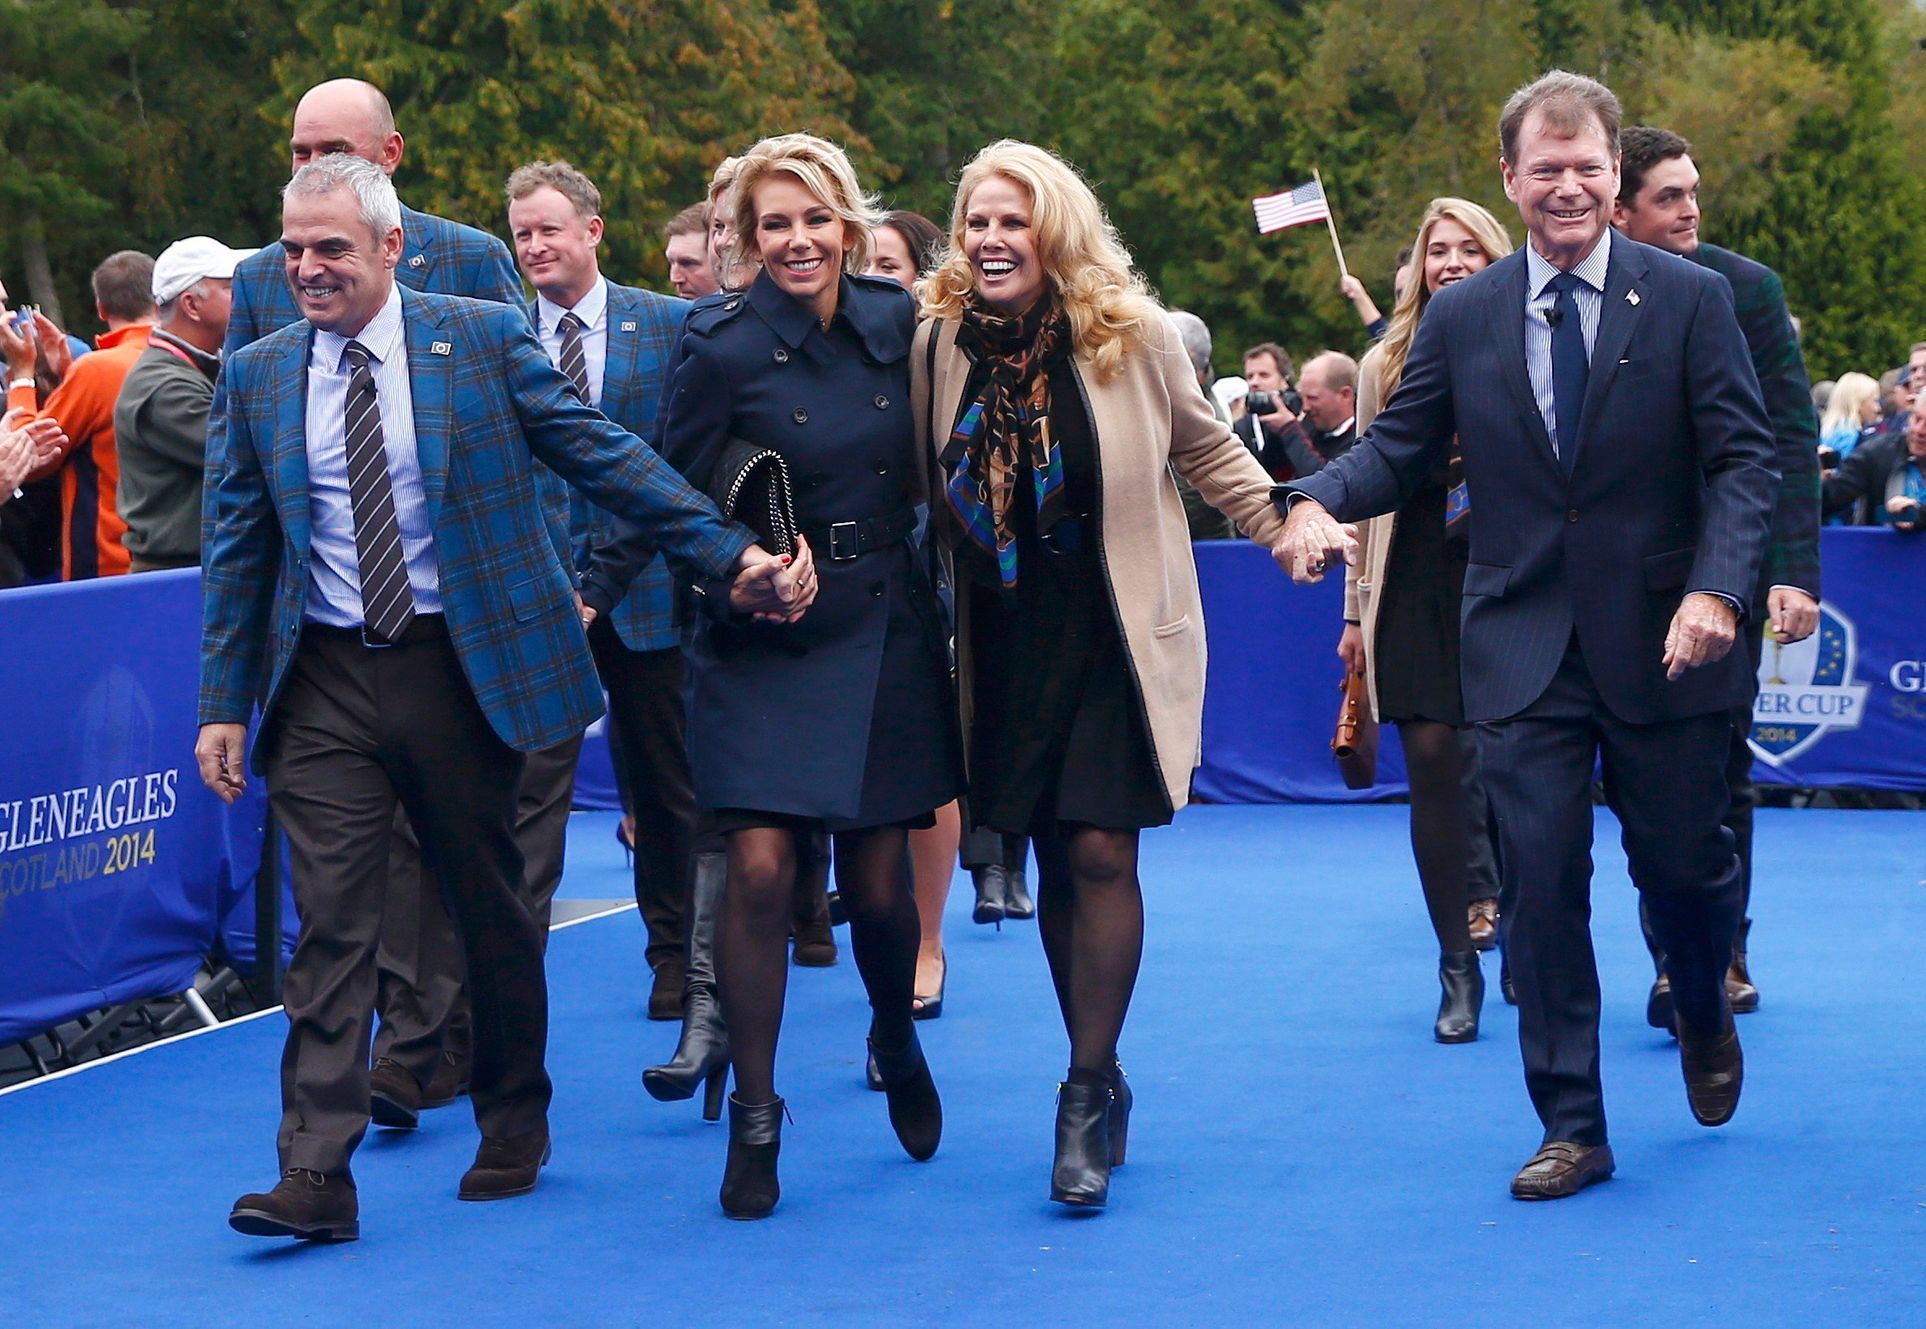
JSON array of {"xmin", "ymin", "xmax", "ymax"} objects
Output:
[{"xmin": 4, "ymin": 0, "xmax": 1923, "ymax": 379}]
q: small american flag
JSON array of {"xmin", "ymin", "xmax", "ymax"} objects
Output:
[{"xmin": 1252, "ymin": 179, "xmax": 1331, "ymax": 234}]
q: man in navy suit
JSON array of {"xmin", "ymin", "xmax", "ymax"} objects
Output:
[
  {"xmin": 505, "ymin": 159, "xmax": 702, "ymax": 1017},
  {"xmin": 1612, "ymin": 124, "xmax": 1823, "ymax": 1027},
  {"xmin": 1278, "ymin": 71, "xmax": 1779, "ymax": 1200}
]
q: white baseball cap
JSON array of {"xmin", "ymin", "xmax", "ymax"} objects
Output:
[{"xmin": 152, "ymin": 237, "xmax": 251, "ymax": 305}]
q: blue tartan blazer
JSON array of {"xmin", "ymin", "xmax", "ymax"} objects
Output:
[
  {"xmin": 217, "ymin": 204, "xmax": 572, "ymax": 570},
  {"xmin": 199, "ymin": 288, "xmax": 754, "ymax": 765},
  {"xmin": 540, "ymin": 281, "xmax": 690, "ymax": 653}
]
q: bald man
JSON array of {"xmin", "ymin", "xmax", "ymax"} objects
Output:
[{"xmin": 214, "ymin": 78, "xmax": 563, "ymax": 1135}]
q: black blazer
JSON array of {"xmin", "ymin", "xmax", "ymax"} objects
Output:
[{"xmin": 1285, "ymin": 238, "xmax": 1778, "ymax": 725}]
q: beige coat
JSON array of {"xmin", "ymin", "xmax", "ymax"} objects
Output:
[
  {"xmin": 912, "ymin": 311, "xmax": 1286, "ymax": 813},
  {"xmin": 1344, "ymin": 340, "xmax": 1406, "ymax": 721}
]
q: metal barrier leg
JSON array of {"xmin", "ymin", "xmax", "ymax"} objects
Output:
[{"xmin": 181, "ymin": 987, "xmax": 220, "ymax": 1029}]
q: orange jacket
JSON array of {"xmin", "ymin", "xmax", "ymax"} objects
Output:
[{"xmin": 13, "ymin": 322, "xmax": 153, "ymax": 578}]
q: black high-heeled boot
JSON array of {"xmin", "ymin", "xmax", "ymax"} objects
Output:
[
  {"xmin": 868, "ymin": 1024, "xmax": 942, "ymax": 1161},
  {"xmin": 971, "ymin": 865, "xmax": 1007, "ymax": 927},
  {"xmin": 1051, "ymin": 1071, "xmax": 1114, "ymax": 1207},
  {"xmin": 1002, "ymin": 865, "xmax": 1035, "ymax": 920},
  {"xmin": 720, "ymin": 1094, "xmax": 785, "ymax": 1220},
  {"xmin": 1108, "ymin": 1060, "xmax": 1132, "ymax": 1168},
  {"xmin": 1434, "ymin": 949, "xmax": 1484, "ymax": 1044},
  {"xmin": 644, "ymin": 852, "xmax": 729, "ymax": 1120}
]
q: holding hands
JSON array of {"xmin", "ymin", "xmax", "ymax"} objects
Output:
[
  {"xmin": 1274, "ymin": 499, "xmax": 1358, "ymax": 585},
  {"xmin": 730, "ymin": 535, "xmax": 818, "ymax": 623}
]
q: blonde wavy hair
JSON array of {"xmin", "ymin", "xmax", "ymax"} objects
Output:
[
  {"xmin": 918, "ymin": 140, "xmax": 1162, "ymax": 382},
  {"xmin": 1820, "ymin": 371, "xmax": 1880, "ymax": 440},
  {"xmin": 1376, "ymin": 198, "xmax": 1514, "ymax": 404},
  {"xmin": 729, "ymin": 133, "xmax": 885, "ymax": 276}
]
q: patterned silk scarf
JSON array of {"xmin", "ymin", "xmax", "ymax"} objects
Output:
[{"xmin": 943, "ymin": 299, "xmax": 1072, "ymax": 588}]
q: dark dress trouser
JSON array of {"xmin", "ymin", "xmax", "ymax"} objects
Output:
[
  {"xmin": 370, "ymin": 730, "xmax": 581, "ymax": 1083},
  {"xmin": 588, "ymin": 616, "xmax": 697, "ymax": 972},
  {"xmin": 1479, "ymin": 636, "xmax": 1742, "ymax": 1148},
  {"xmin": 265, "ymin": 620, "xmax": 552, "ymax": 1175}
]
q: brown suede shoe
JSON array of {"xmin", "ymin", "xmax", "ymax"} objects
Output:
[
  {"xmin": 1510, "ymin": 1141, "xmax": 1615, "ymax": 1200},
  {"xmin": 1678, "ymin": 1020, "xmax": 1743, "ymax": 1127},
  {"xmin": 421, "ymin": 1046, "xmax": 470, "ymax": 1109},
  {"xmin": 649, "ymin": 957, "xmax": 687, "ymax": 1022},
  {"xmin": 458, "ymin": 1127, "xmax": 551, "ymax": 1201},
  {"xmin": 230, "ymin": 1168, "xmax": 359, "ymax": 1240},
  {"xmin": 368, "ymin": 1057, "xmax": 421, "ymax": 1130}
]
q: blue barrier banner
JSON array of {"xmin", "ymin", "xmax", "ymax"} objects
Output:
[
  {"xmin": 0, "ymin": 571, "xmax": 229, "ymax": 1042},
  {"xmin": 1191, "ymin": 528, "xmax": 1925, "ymax": 802},
  {"xmin": 1749, "ymin": 528, "xmax": 1925, "ymax": 790}
]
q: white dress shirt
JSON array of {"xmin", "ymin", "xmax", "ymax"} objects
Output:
[{"xmin": 535, "ymin": 276, "xmax": 608, "ymax": 409}]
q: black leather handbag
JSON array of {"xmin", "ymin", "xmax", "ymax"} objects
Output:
[{"xmin": 710, "ymin": 437, "xmax": 798, "ymax": 557}]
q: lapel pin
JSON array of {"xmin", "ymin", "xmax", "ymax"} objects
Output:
[
  {"xmin": 1626, "ymin": 290, "xmax": 1640, "ymax": 306},
  {"xmin": 619, "ymin": 319, "xmax": 638, "ymax": 332},
  {"xmin": 409, "ymin": 254, "xmax": 427, "ymax": 269},
  {"xmin": 431, "ymin": 341, "xmax": 452, "ymax": 356}
]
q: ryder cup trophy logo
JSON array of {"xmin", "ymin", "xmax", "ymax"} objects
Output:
[{"xmin": 1749, "ymin": 602, "xmax": 1870, "ymax": 766}]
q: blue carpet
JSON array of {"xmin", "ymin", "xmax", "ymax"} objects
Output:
[{"xmin": 4, "ymin": 806, "xmax": 1922, "ymax": 1326}]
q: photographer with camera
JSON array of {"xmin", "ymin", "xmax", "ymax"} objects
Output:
[
  {"xmin": 1824, "ymin": 404, "xmax": 1926, "ymax": 531},
  {"xmin": 1234, "ymin": 342, "xmax": 1324, "ymax": 480}
]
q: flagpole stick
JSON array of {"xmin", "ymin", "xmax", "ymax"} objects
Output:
[{"xmin": 1314, "ymin": 167, "xmax": 1349, "ymax": 282}]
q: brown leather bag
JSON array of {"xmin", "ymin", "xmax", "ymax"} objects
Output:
[{"xmin": 1332, "ymin": 668, "xmax": 1378, "ymax": 790}]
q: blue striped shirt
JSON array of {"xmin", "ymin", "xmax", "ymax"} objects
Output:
[
  {"xmin": 303, "ymin": 284, "xmax": 444, "ymax": 626},
  {"xmin": 1524, "ymin": 230, "xmax": 1611, "ymax": 460}
]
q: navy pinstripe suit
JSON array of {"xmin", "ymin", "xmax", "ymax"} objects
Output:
[{"xmin": 1286, "ymin": 237, "xmax": 1778, "ymax": 1147}]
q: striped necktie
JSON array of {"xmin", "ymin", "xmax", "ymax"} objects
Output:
[
  {"xmin": 342, "ymin": 341, "xmax": 417, "ymax": 643},
  {"xmin": 557, "ymin": 312, "xmax": 590, "ymax": 403}
]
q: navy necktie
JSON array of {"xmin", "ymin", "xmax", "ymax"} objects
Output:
[{"xmin": 1547, "ymin": 271, "xmax": 1589, "ymax": 472}]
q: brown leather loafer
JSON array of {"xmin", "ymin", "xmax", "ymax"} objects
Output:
[
  {"xmin": 1678, "ymin": 1021, "xmax": 1743, "ymax": 1126},
  {"xmin": 458, "ymin": 1127, "xmax": 551, "ymax": 1201},
  {"xmin": 1467, "ymin": 897, "xmax": 1499, "ymax": 952},
  {"xmin": 230, "ymin": 1168, "xmax": 360, "ymax": 1240},
  {"xmin": 1510, "ymin": 1141, "xmax": 1615, "ymax": 1200},
  {"xmin": 368, "ymin": 1057, "xmax": 421, "ymax": 1130}
]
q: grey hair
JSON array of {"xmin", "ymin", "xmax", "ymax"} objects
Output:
[
  {"xmin": 1167, "ymin": 309, "xmax": 1213, "ymax": 377},
  {"xmin": 285, "ymin": 153, "xmax": 402, "ymax": 238}
]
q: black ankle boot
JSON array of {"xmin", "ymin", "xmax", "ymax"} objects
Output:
[
  {"xmin": 971, "ymin": 865, "xmax": 1007, "ymax": 927},
  {"xmin": 720, "ymin": 1094, "xmax": 785, "ymax": 1220},
  {"xmin": 1051, "ymin": 1071, "xmax": 1114, "ymax": 1207},
  {"xmin": 1002, "ymin": 866, "xmax": 1035, "ymax": 920},
  {"xmin": 868, "ymin": 1025, "xmax": 942, "ymax": 1161},
  {"xmin": 644, "ymin": 852, "xmax": 730, "ymax": 1120},
  {"xmin": 1107, "ymin": 1060, "xmax": 1132, "ymax": 1167},
  {"xmin": 1435, "ymin": 949, "xmax": 1484, "ymax": 1043}
]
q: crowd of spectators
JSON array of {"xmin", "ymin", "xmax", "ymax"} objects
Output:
[{"xmin": 1814, "ymin": 339, "xmax": 1926, "ymax": 530}]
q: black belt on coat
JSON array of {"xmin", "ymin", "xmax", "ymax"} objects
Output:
[{"xmin": 800, "ymin": 507, "xmax": 917, "ymax": 562}]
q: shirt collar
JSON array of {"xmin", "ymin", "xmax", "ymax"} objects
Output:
[
  {"xmin": 1526, "ymin": 227, "xmax": 1612, "ymax": 300},
  {"xmin": 538, "ymin": 275, "xmax": 607, "ymax": 336},
  {"xmin": 315, "ymin": 282, "xmax": 404, "ymax": 371}
]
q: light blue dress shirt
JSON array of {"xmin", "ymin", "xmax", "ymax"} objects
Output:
[
  {"xmin": 1524, "ymin": 228, "xmax": 1610, "ymax": 461},
  {"xmin": 302, "ymin": 283, "xmax": 444, "ymax": 626},
  {"xmin": 535, "ymin": 276, "xmax": 609, "ymax": 409}
]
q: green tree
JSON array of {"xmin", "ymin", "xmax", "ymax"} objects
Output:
[{"xmin": 271, "ymin": 0, "xmax": 866, "ymax": 291}]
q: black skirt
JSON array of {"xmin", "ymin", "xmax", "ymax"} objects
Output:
[
  {"xmin": 1372, "ymin": 479, "xmax": 1469, "ymax": 727},
  {"xmin": 957, "ymin": 364, "xmax": 1169, "ymax": 836}
]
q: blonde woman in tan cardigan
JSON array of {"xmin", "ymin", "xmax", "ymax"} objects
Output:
[
  {"xmin": 912, "ymin": 140, "xmax": 1291, "ymax": 1210},
  {"xmin": 1338, "ymin": 197, "xmax": 1512, "ymax": 1045}
]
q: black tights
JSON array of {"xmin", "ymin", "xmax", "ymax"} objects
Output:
[
  {"xmin": 1033, "ymin": 824, "xmax": 1144, "ymax": 1076},
  {"xmin": 718, "ymin": 824, "xmax": 919, "ymax": 1104},
  {"xmin": 1398, "ymin": 719, "xmax": 1472, "ymax": 953}
]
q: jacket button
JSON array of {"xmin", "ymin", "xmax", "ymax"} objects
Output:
[
  {"xmin": 792, "ymin": 407, "xmax": 809, "ymax": 424},
  {"xmin": 1567, "ymin": 510, "xmax": 1580, "ymax": 523},
  {"xmin": 869, "ymin": 582, "xmax": 885, "ymax": 597},
  {"xmin": 873, "ymin": 460, "xmax": 889, "ymax": 475},
  {"xmin": 773, "ymin": 348, "xmax": 789, "ymax": 364},
  {"xmin": 874, "ymin": 394, "xmax": 890, "ymax": 409}
]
